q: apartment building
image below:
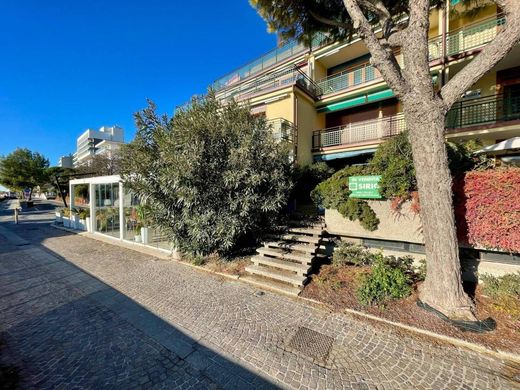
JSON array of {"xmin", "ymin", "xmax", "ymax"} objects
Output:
[
  {"xmin": 73, "ymin": 126, "xmax": 124, "ymax": 167},
  {"xmin": 58, "ymin": 154, "xmax": 74, "ymax": 169},
  {"xmin": 211, "ymin": 2, "xmax": 519, "ymax": 167}
]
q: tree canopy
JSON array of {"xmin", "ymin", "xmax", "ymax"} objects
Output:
[
  {"xmin": 0, "ymin": 148, "xmax": 50, "ymax": 193},
  {"xmin": 120, "ymin": 94, "xmax": 294, "ymax": 255}
]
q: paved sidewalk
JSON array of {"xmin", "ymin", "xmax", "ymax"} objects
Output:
[{"xmin": 1, "ymin": 204, "xmax": 519, "ymax": 389}]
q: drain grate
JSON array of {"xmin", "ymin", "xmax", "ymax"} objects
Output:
[{"xmin": 288, "ymin": 327, "xmax": 334, "ymax": 362}]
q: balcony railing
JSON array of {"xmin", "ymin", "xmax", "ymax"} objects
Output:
[
  {"xmin": 212, "ymin": 33, "xmax": 330, "ymax": 92},
  {"xmin": 446, "ymin": 94, "xmax": 520, "ymax": 129},
  {"xmin": 268, "ymin": 118, "xmax": 296, "ymax": 144},
  {"xmin": 313, "ymin": 94, "xmax": 520, "ymax": 149},
  {"xmin": 316, "ymin": 62, "xmax": 382, "ymax": 96},
  {"xmin": 218, "ymin": 66, "xmax": 321, "ymax": 103},
  {"xmin": 318, "ymin": 15, "xmax": 506, "ymax": 96},
  {"xmin": 312, "ymin": 114, "xmax": 406, "ymax": 149},
  {"xmin": 429, "ymin": 14, "xmax": 506, "ymax": 60}
]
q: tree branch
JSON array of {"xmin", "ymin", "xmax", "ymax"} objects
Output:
[
  {"xmin": 441, "ymin": 1, "xmax": 520, "ymax": 110},
  {"xmin": 343, "ymin": 0, "xmax": 408, "ymax": 97},
  {"xmin": 308, "ymin": 9, "xmax": 352, "ymax": 30}
]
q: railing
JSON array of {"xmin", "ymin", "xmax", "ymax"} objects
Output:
[
  {"xmin": 218, "ymin": 65, "xmax": 321, "ymax": 103},
  {"xmin": 318, "ymin": 15, "xmax": 506, "ymax": 96},
  {"xmin": 316, "ymin": 62, "xmax": 382, "ymax": 96},
  {"xmin": 212, "ymin": 33, "xmax": 329, "ymax": 92},
  {"xmin": 312, "ymin": 114, "xmax": 406, "ymax": 149},
  {"xmin": 429, "ymin": 14, "xmax": 506, "ymax": 60},
  {"xmin": 268, "ymin": 118, "xmax": 296, "ymax": 144},
  {"xmin": 446, "ymin": 94, "xmax": 520, "ymax": 129}
]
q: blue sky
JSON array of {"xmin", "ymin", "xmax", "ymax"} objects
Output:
[{"xmin": 0, "ymin": 0, "xmax": 277, "ymax": 166}]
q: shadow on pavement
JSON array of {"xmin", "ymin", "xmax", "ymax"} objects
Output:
[{"xmin": 0, "ymin": 200, "xmax": 279, "ymax": 389}]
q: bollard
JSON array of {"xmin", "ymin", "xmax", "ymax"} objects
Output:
[{"xmin": 14, "ymin": 208, "xmax": 19, "ymax": 224}]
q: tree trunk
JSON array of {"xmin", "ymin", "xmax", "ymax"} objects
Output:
[{"xmin": 403, "ymin": 101, "xmax": 475, "ymax": 321}]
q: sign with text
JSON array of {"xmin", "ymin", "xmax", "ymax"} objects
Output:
[{"xmin": 348, "ymin": 175, "xmax": 382, "ymax": 199}]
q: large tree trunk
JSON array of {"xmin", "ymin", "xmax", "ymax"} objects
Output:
[{"xmin": 403, "ymin": 100, "xmax": 475, "ymax": 321}]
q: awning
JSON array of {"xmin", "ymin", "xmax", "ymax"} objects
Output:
[
  {"xmin": 475, "ymin": 137, "xmax": 520, "ymax": 155},
  {"xmin": 314, "ymin": 148, "xmax": 377, "ymax": 161},
  {"xmin": 317, "ymin": 88, "xmax": 394, "ymax": 113}
]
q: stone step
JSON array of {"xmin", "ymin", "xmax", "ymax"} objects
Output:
[
  {"xmin": 263, "ymin": 241, "xmax": 318, "ymax": 254},
  {"xmin": 268, "ymin": 234, "xmax": 321, "ymax": 244},
  {"xmin": 239, "ymin": 275, "xmax": 301, "ymax": 297},
  {"xmin": 245, "ymin": 265, "xmax": 307, "ymax": 287},
  {"xmin": 251, "ymin": 255, "xmax": 311, "ymax": 275},
  {"xmin": 257, "ymin": 247, "xmax": 314, "ymax": 265},
  {"xmin": 287, "ymin": 227, "xmax": 324, "ymax": 236}
]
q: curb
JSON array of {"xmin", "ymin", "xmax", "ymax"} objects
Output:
[{"xmin": 49, "ymin": 223, "xmax": 520, "ymax": 365}]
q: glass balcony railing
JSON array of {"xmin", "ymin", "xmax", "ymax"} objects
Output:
[
  {"xmin": 312, "ymin": 114, "xmax": 406, "ymax": 149},
  {"xmin": 212, "ymin": 33, "xmax": 329, "ymax": 92},
  {"xmin": 218, "ymin": 66, "xmax": 321, "ymax": 103},
  {"xmin": 446, "ymin": 94, "xmax": 520, "ymax": 129}
]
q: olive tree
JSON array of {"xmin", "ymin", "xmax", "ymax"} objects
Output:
[
  {"xmin": 120, "ymin": 94, "xmax": 293, "ymax": 255},
  {"xmin": 251, "ymin": 0, "xmax": 520, "ymax": 319}
]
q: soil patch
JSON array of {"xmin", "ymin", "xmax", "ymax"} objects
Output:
[{"xmin": 301, "ymin": 264, "xmax": 520, "ymax": 354}]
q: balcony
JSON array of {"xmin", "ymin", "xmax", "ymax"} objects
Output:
[
  {"xmin": 268, "ymin": 118, "xmax": 296, "ymax": 143},
  {"xmin": 446, "ymin": 94, "xmax": 520, "ymax": 129},
  {"xmin": 312, "ymin": 114, "xmax": 406, "ymax": 149},
  {"xmin": 218, "ymin": 66, "xmax": 321, "ymax": 103},
  {"xmin": 212, "ymin": 33, "xmax": 329, "ymax": 92},
  {"xmin": 316, "ymin": 62, "xmax": 382, "ymax": 96},
  {"xmin": 318, "ymin": 14, "xmax": 506, "ymax": 96}
]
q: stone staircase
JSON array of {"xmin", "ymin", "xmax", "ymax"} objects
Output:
[{"xmin": 243, "ymin": 222, "xmax": 328, "ymax": 296}]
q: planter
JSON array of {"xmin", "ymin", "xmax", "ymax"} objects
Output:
[
  {"xmin": 71, "ymin": 215, "xmax": 80, "ymax": 230},
  {"xmin": 55, "ymin": 211, "xmax": 63, "ymax": 224},
  {"xmin": 134, "ymin": 235, "xmax": 142, "ymax": 243},
  {"xmin": 78, "ymin": 219, "xmax": 87, "ymax": 231},
  {"xmin": 63, "ymin": 216, "xmax": 71, "ymax": 228},
  {"xmin": 141, "ymin": 227, "xmax": 149, "ymax": 245},
  {"xmin": 85, "ymin": 217, "xmax": 91, "ymax": 232}
]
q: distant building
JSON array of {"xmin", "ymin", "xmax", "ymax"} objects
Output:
[
  {"xmin": 58, "ymin": 154, "xmax": 74, "ymax": 169},
  {"xmin": 73, "ymin": 126, "xmax": 124, "ymax": 167}
]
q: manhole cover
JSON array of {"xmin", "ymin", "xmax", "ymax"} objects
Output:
[{"xmin": 288, "ymin": 327, "xmax": 334, "ymax": 362}]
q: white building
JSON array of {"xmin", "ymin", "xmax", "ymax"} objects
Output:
[
  {"xmin": 73, "ymin": 126, "xmax": 124, "ymax": 167},
  {"xmin": 58, "ymin": 154, "xmax": 74, "ymax": 168}
]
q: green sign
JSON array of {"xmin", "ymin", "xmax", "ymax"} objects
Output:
[{"xmin": 348, "ymin": 175, "xmax": 382, "ymax": 199}]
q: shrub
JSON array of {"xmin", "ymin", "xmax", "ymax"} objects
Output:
[
  {"xmin": 120, "ymin": 95, "xmax": 293, "ymax": 256},
  {"xmin": 370, "ymin": 131, "xmax": 416, "ymax": 198},
  {"xmin": 333, "ymin": 241, "xmax": 377, "ymax": 267},
  {"xmin": 292, "ymin": 162, "xmax": 334, "ymax": 203},
  {"xmin": 357, "ymin": 253, "xmax": 412, "ymax": 306},
  {"xmin": 456, "ymin": 168, "xmax": 520, "ymax": 252},
  {"xmin": 62, "ymin": 208, "xmax": 71, "ymax": 217},
  {"xmin": 480, "ymin": 272, "xmax": 520, "ymax": 319}
]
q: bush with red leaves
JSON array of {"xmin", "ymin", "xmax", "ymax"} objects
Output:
[{"xmin": 455, "ymin": 168, "xmax": 520, "ymax": 253}]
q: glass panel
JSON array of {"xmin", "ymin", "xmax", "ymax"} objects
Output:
[{"xmin": 94, "ymin": 183, "xmax": 120, "ymax": 238}]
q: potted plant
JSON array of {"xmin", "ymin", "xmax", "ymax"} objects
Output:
[
  {"xmin": 62, "ymin": 208, "xmax": 71, "ymax": 228},
  {"xmin": 135, "ymin": 205, "xmax": 151, "ymax": 245},
  {"xmin": 55, "ymin": 208, "xmax": 63, "ymax": 224},
  {"xmin": 134, "ymin": 222, "xmax": 143, "ymax": 243},
  {"xmin": 70, "ymin": 208, "xmax": 81, "ymax": 230},
  {"xmin": 78, "ymin": 209, "xmax": 90, "ymax": 231}
]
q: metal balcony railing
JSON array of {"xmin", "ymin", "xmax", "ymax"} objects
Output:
[
  {"xmin": 316, "ymin": 62, "xmax": 382, "ymax": 96},
  {"xmin": 446, "ymin": 94, "xmax": 520, "ymax": 129},
  {"xmin": 268, "ymin": 118, "xmax": 296, "ymax": 144},
  {"xmin": 218, "ymin": 65, "xmax": 321, "ymax": 103},
  {"xmin": 212, "ymin": 33, "xmax": 329, "ymax": 92},
  {"xmin": 318, "ymin": 15, "xmax": 506, "ymax": 96},
  {"xmin": 312, "ymin": 114, "xmax": 406, "ymax": 149},
  {"xmin": 429, "ymin": 14, "xmax": 506, "ymax": 60}
]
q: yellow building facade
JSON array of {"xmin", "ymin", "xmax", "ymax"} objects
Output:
[{"xmin": 213, "ymin": 3, "xmax": 520, "ymax": 167}]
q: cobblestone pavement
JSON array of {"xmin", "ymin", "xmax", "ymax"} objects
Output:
[{"xmin": 1, "ymin": 201, "xmax": 519, "ymax": 389}]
